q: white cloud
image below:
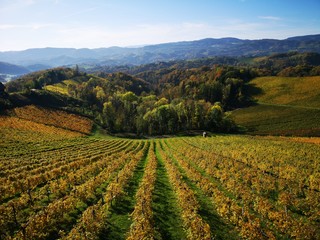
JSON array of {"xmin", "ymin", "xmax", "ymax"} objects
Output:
[
  {"xmin": 25, "ymin": 0, "xmax": 37, "ymax": 5},
  {"xmin": 0, "ymin": 24, "xmax": 18, "ymax": 30},
  {"xmin": 60, "ymin": 7, "xmax": 97, "ymax": 19},
  {"xmin": 0, "ymin": 23, "xmax": 55, "ymax": 30},
  {"xmin": 259, "ymin": 16, "xmax": 282, "ymax": 21},
  {"xmin": 31, "ymin": 23, "xmax": 56, "ymax": 30}
]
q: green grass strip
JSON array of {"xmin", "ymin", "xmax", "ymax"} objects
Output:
[
  {"xmin": 152, "ymin": 141, "xmax": 186, "ymax": 240},
  {"xmin": 102, "ymin": 141, "xmax": 149, "ymax": 240}
]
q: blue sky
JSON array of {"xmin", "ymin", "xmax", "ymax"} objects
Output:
[{"xmin": 0, "ymin": 0, "xmax": 319, "ymax": 51}]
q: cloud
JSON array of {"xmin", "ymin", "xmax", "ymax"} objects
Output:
[
  {"xmin": 0, "ymin": 23, "xmax": 55, "ymax": 30},
  {"xmin": 31, "ymin": 23, "xmax": 57, "ymax": 30},
  {"xmin": 259, "ymin": 16, "xmax": 282, "ymax": 21},
  {"xmin": 0, "ymin": 0, "xmax": 36, "ymax": 14},
  {"xmin": 60, "ymin": 7, "xmax": 97, "ymax": 19},
  {"xmin": 0, "ymin": 24, "xmax": 18, "ymax": 30},
  {"xmin": 25, "ymin": 0, "xmax": 37, "ymax": 5}
]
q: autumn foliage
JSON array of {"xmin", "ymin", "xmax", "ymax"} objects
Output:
[{"xmin": 13, "ymin": 105, "xmax": 93, "ymax": 134}]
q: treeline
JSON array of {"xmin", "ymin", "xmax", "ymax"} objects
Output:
[
  {"xmin": 88, "ymin": 52, "xmax": 320, "ymax": 78},
  {"xmin": 252, "ymin": 52, "xmax": 320, "ymax": 76},
  {"xmin": 5, "ymin": 67, "xmax": 86, "ymax": 92},
  {"xmin": 154, "ymin": 65, "xmax": 255, "ymax": 109},
  {"xmin": 101, "ymin": 92, "xmax": 236, "ymax": 135},
  {"xmin": 88, "ymin": 56, "xmax": 239, "ymax": 76},
  {"xmin": 66, "ymin": 66, "xmax": 247, "ymax": 134},
  {"xmin": 3, "ymin": 64, "xmax": 250, "ymax": 134}
]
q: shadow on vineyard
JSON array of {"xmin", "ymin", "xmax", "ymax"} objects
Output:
[
  {"xmin": 195, "ymin": 189, "xmax": 239, "ymax": 240},
  {"xmin": 162, "ymin": 139, "xmax": 239, "ymax": 240},
  {"xmin": 104, "ymin": 142, "xmax": 149, "ymax": 240},
  {"xmin": 174, "ymin": 161, "xmax": 239, "ymax": 240},
  {"xmin": 152, "ymin": 145, "xmax": 186, "ymax": 240}
]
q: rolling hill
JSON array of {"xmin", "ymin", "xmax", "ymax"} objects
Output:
[
  {"xmin": 0, "ymin": 61, "xmax": 31, "ymax": 82},
  {"xmin": 2, "ymin": 52, "xmax": 320, "ymax": 137},
  {"xmin": 248, "ymin": 76, "xmax": 320, "ymax": 108},
  {"xmin": 0, "ymin": 61, "xmax": 30, "ymax": 75},
  {"xmin": 231, "ymin": 76, "xmax": 320, "ymax": 136}
]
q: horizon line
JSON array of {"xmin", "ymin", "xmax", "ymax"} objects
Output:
[{"xmin": 1, "ymin": 33, "xmax": 320, "ymax": 52}]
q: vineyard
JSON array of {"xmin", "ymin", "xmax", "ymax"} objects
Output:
[
  {"xmin": 1, "ymin": 120, "xmax": 320, "ymax": 239},
  {"xmin": 231, "ymin": 76, "xmax": 320, "ymax": 136},
  {"xmin": 12, "ymin": 105, "xmax": 93, "ymax": 134}
]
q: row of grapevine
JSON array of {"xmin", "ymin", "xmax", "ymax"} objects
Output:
[
  {"xmin": 13, "ymin": 105, "xmax": 93, "ymax": 134},
  {"xmin": 0, "ymin": 139, "xmax": 132, "ymax": 202},
  {"xmin": 156, "ymin": 141, "xmax": 211, "ymax": 240},
  {"xmin": 126, "ymin": 141, "xmax": 158, "ymax": 239},
  {"xmin": 167, "ymin": 137, "xmax": 320, "ymax": 239},
  {"xmin": 0, "ymin": 141, "xmax": 136, "ymax": 234},
  {"xmin": 11, "ymin": 141, "xmax": 144, "ymax": 240},
  {"xmin": 0, "ymin": 138, "xmax": 142, "ymax": 239},
  {"xmin": 183, "ymin": 135, "xmax": 320, "ymax": 191},
  {"xmin": 187, "ymin": 137, "xmax": 320, "ymax": 229},
  {"xmin": 0, "ymin": 136, "xmax": 99, "ymax": 160},
  {"xmin": 1, "ymin": 139, "xmax": 125, "ymax": 179},
  {"xmin": 0, "ymin": 116, "xmax": 83, "ymax": 142},
  {"xmin": 64, "ymin": 141, "xmax": 149, "ymax": 239},
  {"xmin": 162, "ymin": 139, "xmax": 273, "ymax": 239}
]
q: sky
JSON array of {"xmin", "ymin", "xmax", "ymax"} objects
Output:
[{"xmin": 0, "ymin": 0, "xmax": 320, "ymax": 51}]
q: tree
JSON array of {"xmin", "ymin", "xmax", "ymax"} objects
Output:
[
  {"xmin": 74, "ymin": 65, "xmax": 80, "ymax": 76},
  {"xmin": 142, "ymin": 104, "xmax": 178, "ymax": 135},
  {"xmin": 103, "ymin": 101, "xmax": 115, "ymax": 131},
  {"xmin": 0, "ymin": 82, "xmax": 6, "ymax": 96},
  {"xmin": 94, "ymin": 86, "xmax": 106, "ymax": 102},
  {"xmin": 120, "ymin": 92, "xmax": 139, "ymax": 132},
  {"xmin": 206, "ymin": 102, "xmax": 223, "ymax": 131},
  {"xmin": 154, "ymin": 97, "xmax": 168, "ymax": 107},
  {"xmin": 155, "ymin": 104, "xmax": 177, "ymax": 134},
  {"xmin": 0, "ymin": 82, "xmax": 11, "ymax": 110}
]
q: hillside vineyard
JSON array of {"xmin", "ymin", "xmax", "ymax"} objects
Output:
[{"xmin": 0, "ymin": 122, "xmax": 319, "ymax": 239}]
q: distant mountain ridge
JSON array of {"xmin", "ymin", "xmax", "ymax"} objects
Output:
[
  {"xmin": 0, "ymin": 61, "xmax": 30, "ymax": 75},
  {"xmin": 1, "ymin": 34, "xmax": 320, "ymax": 70},
  {"xmin": 0, "ymin": 62, "xmax": 31, "ymax": 83}
]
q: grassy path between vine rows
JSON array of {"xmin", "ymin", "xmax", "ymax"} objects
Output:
[
  {"xmin": 152, "ymin": 142, "xmax": 186, "ymax": 239},
  {"xmin": 103, "ymin": 142, "xmax": 149, "ymax": 240}
]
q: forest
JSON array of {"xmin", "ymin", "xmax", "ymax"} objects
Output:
[{"xmin": 2, "ymin": 51, "xmax": 320, "ymax": 135}]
